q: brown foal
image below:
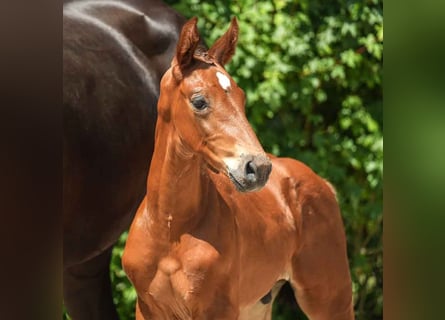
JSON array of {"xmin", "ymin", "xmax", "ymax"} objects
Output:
[{"xmin": 123, "ymin": 17, "xmax": 354, "ymax": 320}]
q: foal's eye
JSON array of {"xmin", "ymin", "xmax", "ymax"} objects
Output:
[{"xmin": 191, "ymin": 96, "xmax": 209, "ymax": 111}]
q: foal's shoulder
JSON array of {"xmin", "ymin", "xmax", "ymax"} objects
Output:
[{"xmin": 269, "ymin": 156, "xmax": 338, "ymax": 202}]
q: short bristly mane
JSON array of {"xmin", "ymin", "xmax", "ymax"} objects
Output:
[{"xmin": 193, "ymin": 45, "xmax": 218, "ymax": 65}]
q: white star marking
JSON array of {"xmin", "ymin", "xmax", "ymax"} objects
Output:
[{"xmin": 216, "ymin": 71, "xmax": 231, "ymax": 91}]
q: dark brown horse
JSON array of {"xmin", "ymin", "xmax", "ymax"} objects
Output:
[
  {"xmin": 63, "ymin": 1, "xmax": 185, "ymax": 318},
  {"xmin": 123, "ymin": 17, "xmax": 354, "ymax": 320}
]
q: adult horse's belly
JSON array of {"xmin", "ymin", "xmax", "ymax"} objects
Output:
[{"xmin": 63, "ymin": 5, "xmax": 177, "ymax": 266}]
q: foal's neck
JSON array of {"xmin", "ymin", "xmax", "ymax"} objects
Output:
[{"xmin": 146, "ymin": 122, "xmax": 215, "ymax": 238}]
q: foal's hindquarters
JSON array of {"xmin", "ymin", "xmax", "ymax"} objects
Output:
[
  {"xmin": 272, "ymin": 157, "xmax": 354, "ymax": 320},
  {"xmin": 220, "ymin": 156, "xmax": 354, "ymax": 320}
]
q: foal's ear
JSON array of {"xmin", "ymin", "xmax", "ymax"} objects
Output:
[
  {"xmin": 173, "ymin": 17, "xmax": 200, "ymax": 80},
  {"xmin": 208, "ymin": 17, "xmax": 239, "ymax": 66}
]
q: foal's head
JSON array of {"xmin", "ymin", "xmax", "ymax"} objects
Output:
[{"xmin": 158, "ymin": 17, "xmax": 271, "ymax": 192}]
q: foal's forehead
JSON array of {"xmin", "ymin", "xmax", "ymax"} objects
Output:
[{"xmin": 184, "ymin": 66, "xmax": 234, "ymax": 92}]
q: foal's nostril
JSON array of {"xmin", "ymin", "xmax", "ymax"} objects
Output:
[{"xmin": 245, "ymin": 161, "xmax": 257, "ymax": 179}]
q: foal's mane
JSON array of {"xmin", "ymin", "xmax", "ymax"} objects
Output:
[{"xmin": 193, "ymin": 45, "xmax": 217, "ymax": 66}]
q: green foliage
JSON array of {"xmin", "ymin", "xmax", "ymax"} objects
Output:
[
  {"xmin": 110, "ymin": 232, "xmax": 136, "ymax": 320},
  {"xmin": 109, "ymin": 0, "xmax": 383, "ymax": 319}
]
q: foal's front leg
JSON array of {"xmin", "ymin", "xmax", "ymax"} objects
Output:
[
  {"xmin": 122, "ymin": 198, "xmax": 167, "ymax": 319},
  {"xmin": 124, "ymin": 223, "xmax": 239, "ymax": 319},
  {"xmin": 168, "ymin": 236, "xmax": 240, "ymax": 320}
]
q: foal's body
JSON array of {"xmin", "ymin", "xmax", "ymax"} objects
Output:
[
  {"xmin": 125, "ymin": 155, "xmax": 353, "ymax": 319},
  {"xmin": 123, "ymin": 17, "xmax": 354, "ymax": 320}
]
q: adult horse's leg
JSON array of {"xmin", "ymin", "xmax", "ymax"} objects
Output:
[{"xmin": 64, "ymin": 247, "xmax": 118, "ymax": 320}]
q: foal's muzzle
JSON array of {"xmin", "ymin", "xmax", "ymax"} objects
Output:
[{"xmin": 228, "ymin": 154, "xmax": 272, "ymax": 192}]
